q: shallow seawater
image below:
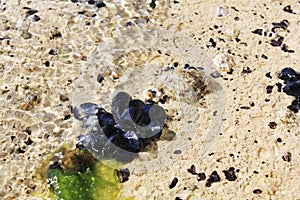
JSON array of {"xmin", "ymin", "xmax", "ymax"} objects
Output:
[
  {"xmin": 72, "ymin": 1, "xmax": 226, "ymax": 173},
  {"xmin": 0, "ymin": 0, "xmax": 226, "ymax": 199}
]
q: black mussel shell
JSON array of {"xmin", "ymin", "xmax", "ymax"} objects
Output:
[
  {"xmin": 122, "ymin": 131, "xmax": 140, "ymax": 152},
  {"xmin": 148, "ymin": 104, "xmax": 167, "ymax": 122},
  {"xmin": 278, "ymin": 68, "xmax": 299, "ymax": 82},
  {"xmin": 287, "ymin": 98, "xmax": 300, "ymax": 113},
  {"xmin": 128, "ymin": 99, "xmax": 145, "ymax": 124},
  {"xmin": 282, "ymin": 80, "xmax": 300, "ymax": 96},
  {"xmin": 97, "ymin": 112, "xmax": 117, "ymax": 137},
  {"xmin": 109, "ymin": 130, "xmax": 140, "ymax": 153},
  {"xmin": 98, "ymin": 112, "xmax": 116, "ymax": 126},
  {"xmin": 112, "ymin": 92, "xmax": 132, "ymax": 120},
  {"xmin": 141, "ymin": 104, "xmax": 152, "ymax": 125}
]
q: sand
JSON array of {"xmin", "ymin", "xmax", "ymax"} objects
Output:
[{"xmin": 0, "ymin": 0, "xmax": 300, "ymax": 199}]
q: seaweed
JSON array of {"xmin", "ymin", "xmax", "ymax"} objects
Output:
[{"xmin": 44, "ymin": 148, "xmax": 132, "ymax": 200}]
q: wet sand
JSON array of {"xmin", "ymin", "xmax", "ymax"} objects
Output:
[{"xmin": 0, "ymin": 0, "xmax": 300, "ymax": 199}]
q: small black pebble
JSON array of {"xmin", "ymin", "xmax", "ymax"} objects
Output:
[
  {"xmin": 270, "ymin": 36, "xmax": 284, "ymax": 47},
  {"xmin": 277, "ymin": 138, "xmax": 282, "ymax": 143},
  {"xmin": 197, "ymin": 173, "xmax": 206, "ymax": 181},
  {"xmin": 187, "ymin": 165, "xmax": 197, "ymax": 175},
  {"xmin": 252, "ymin": 29, "xmax": 263, "ymax": 35},
  {"xmin": 17, "ymin": 148, "xmax": 25, "ymax": 154},
  {"xmin": 97, "ymin": 74, "xmax": 104, "ymax": 83},
  {"xmin": 266, "ymin": 85, "xmax": 273, "ymax": 94},
  {"xmin": 205, "ymin": 171, "xmax": 221, "ymax": 187},
  {"xmin": 268, "ymin": 121, "xmax": 277, "ymax": 129},
  {"xmin": 44, "ymin": 61, "xmax": 50, "ymax": 67},
  {"xmin": 150, "ymin": 0, "xmax": 156, "ymax": 9},
  {"xmin": 88, "ymin": 0, "xmax": 95, "ymax": 4},
  {"xmin": 223, "ymin": 167, "xmax": 237, "ymax": 181},
  {"xmin": 25, "ymin": 9, "xmax": 38, "ymax": 18},
  {"xmin": 24, "ymin": 138, "xmax": 33, "ymax": 145},
  {"xmin": 265, "ymin": 72, "xmax": 272, "ymax": 79},
  {"xmin": 11, "ymin": 136, "xmax": 16, "ymax": 141},
  {"xmin": 261, "ymin": 54, "xmax": 268, "ymax": 59},
  {"xmin": 253, "ymin": 189, "xmax": 262, "ymax": 194},
  {"xmin": 282, "ymin": 152, "xmax": 292, "ymax": 162},
  {"xmin": 64, "ymin": 114, "xmax": 71, "ymax": 120},
  {"xmin": 49, "ymin": 49, "xmax": 57, "ymax": 55},
  {"xmin": 71, "ymin": 0, "xmax": 78, "ymax": 2},
  {"xmin": 175, "ymin": 197, "xmax": 182, "ymax": 200},
  {"xmin": 32, "ymin": 15, "xmax": 41, "ymax": 22},
  {"xmin": 283, "ymin": 5, "xmax": 295, "ymax": 14},
  {"xmin": 169, "ymin": 177, "xmax": 178, "ymax": 189},
  {"xmin": 116, "ymin": 168, "xmax": 130, "ymax": 183},
  {"xmin": 275, "ymin": 82, "xmax": 282, "ymax": 92},
  {"xmin": 95, "ymin": 1, "xmax": 106, "ymax": 8},
  {"xmin": 51, "ymin": 32, "xmax": 62, "ymax": 39},
  {"xmin": 174, "ymin": 150, "xmax": 182, "ymax": 154}
]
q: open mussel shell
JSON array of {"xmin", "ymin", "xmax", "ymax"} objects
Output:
[
  {"xmin": 128, "ymin": 99, "xmax": 145, "ymax": 124},
  {"xmin": 112, "ymin": 92, "xmax": 132, "ymax": 120},
  {"xmin": 110, "ymin": 130, "xmax": 140, "ymax": 153},
  {"xmin": 147, "ymin": 104, "xmax": 166, "ymax": 123}
]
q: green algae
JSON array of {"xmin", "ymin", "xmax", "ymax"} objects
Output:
[
  {"xmin": 43, "ymin": 147, "xmax": 133, "ymax": 200},
  {"xmin": 47, "ymin": 163, "xmax": 120, "ymax": 200}
]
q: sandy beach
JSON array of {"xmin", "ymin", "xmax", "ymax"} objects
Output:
[{"xmin": 0, "ymin": 0, "xmax": 300, "ymax": 199}]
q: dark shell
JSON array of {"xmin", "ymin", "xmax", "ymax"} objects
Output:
[
  {"xmin": 282, "ymin": 80, "xmax": 300, "ymax": 96},
  {"xmin": 128, "ymin": 99, "xmax": 145, "ymax": 124},
  {"xmin": 278, "ymin": 67, "xmax": 299, "ymax": 82},
  {"xmin": 112, "ymin": 92, "xmax": 132, "ymax": 120},
  {"xmin": 74, "ymin": 91, "xmax": 167, "ymax": 162},
  {"xmin": 115, "ymin": 168, "xmax": 130, "ymax": 183}
]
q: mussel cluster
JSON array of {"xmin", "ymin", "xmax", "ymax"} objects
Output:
[
  {"xmin": 279, "ymin": 68, "xmax": 300, "ymax": 113},
  {"xmin": 72, "ymin": 92, "xmax": 167, "ymax": 162}
]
